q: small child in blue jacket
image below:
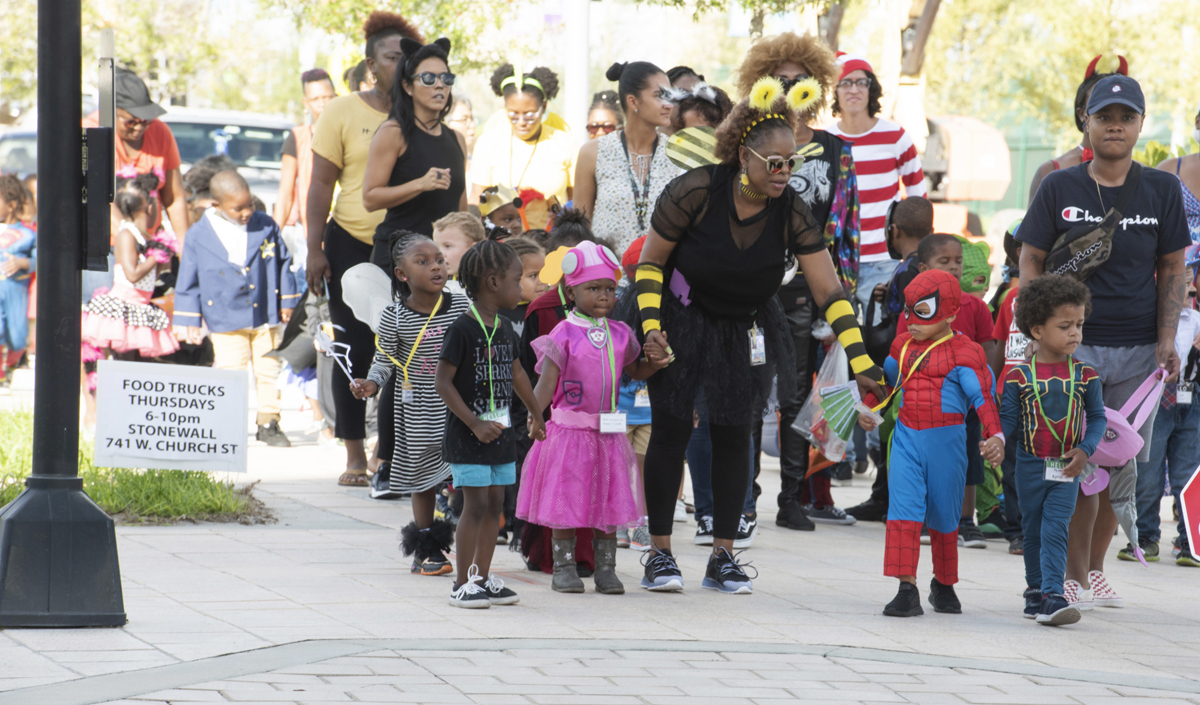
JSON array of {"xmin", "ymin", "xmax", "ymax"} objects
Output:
[{"xmin": 176, "ymin": 170, "xmax": 298, "ymax": 446}]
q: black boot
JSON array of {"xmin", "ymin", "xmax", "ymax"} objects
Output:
[
  {"xmin": 883, "ymin": 582, "xmax": 924, "ymax": 617},
  {"xmin": 845, "ymin": 499, "xmax": 888, "ymax": 522},
  {"xmin": 928, "ymin": 578, "xmax": 962, "ymax": 614},
  {"xmin": 776, "ymin": 498, "xmax": 815, "ymax": 531}
]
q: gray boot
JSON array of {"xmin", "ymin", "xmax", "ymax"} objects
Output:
[
  {"xmin": 592, "ymin": 537, "xmax": 625, "ymax": 595},
  {"xmin": 551, "ymin": 537, "xmax": 584, "ymax": 593}
]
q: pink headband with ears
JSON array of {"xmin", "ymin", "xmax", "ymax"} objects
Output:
[{"xmin": 562, "ymin": 241, "xmax": 621, "ymax": 286}]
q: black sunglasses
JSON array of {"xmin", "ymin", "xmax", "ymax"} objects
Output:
[
  {"xmin": 414, "ymin": 72, "xmax": 455, "ymax": 87},
  {"xmin": 774, "ymin": 75, "xmax": 811, "ymax": 92}
]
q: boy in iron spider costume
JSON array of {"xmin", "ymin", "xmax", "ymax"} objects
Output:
[{"xmin": 860, "ymin": 270, "xmax": 1005, "ymax": 617}]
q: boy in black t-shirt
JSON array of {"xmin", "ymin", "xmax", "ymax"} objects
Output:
[{"xmin": 436, "ymin": 241, "xmax": 545, "ymax": 609}]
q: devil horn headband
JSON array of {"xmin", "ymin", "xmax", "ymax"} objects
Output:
[{"xmin": 1085, "ymin": 54, "xmax": 1129, "ymax": 79}]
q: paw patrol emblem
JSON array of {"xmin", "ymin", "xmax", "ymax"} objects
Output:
[
  {"xmin": 587, "ymin": 326, "xmax": 608, "ymax": 348},
  {"xmin": 260, "ymin": 241, "xmax": 276, "ymax": 259}
]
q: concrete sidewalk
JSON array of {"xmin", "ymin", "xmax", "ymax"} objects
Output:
[{"xmin": 0, "ymin": 398, "xmax": 1198, "ymax": 704}]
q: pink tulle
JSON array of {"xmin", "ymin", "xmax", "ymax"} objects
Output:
[
  {"xmin": 531, "ymin": 335, "xmax": 566, "ymax": 375},
  {"xmin": 82, "ymin": 315, "xmax": 179, "ymax": 357},
  {"xmin": 80, "ymin": 339, "xmax": 104, "ymax": 364},
  {"xmin": 86, "ymin": 370, "xmax": 98, "ymax": 392},
  {"xmin": 516, "ymin": 421, "xmax": 644, "ymax": 533}
]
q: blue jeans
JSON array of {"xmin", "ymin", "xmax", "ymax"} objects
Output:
[
  {"xmin": 855, "ymin": 259, "xmax": 900, "ymax": 326},
  {"xmin": 687, "ymin": 388, "xmax": 756, "ymax": 519},
  {"xmin": 1014, "ymin": 447, "xmax": 1079, "ymax": 595},
  {"xmin": 1135, "ymin": 395, "xmax": 1200, "ymax": 542}
]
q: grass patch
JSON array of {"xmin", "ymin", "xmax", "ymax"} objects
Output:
[{"xmin": 0, "ymin": 409, "xmax": 272, "ymax": 524}]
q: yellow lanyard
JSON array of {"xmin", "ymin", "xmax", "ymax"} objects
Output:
[
  {"xmin": 374, "ymin": 294, "xmax": 443, "ymax": 388},
  {"xmin": 872, "ymin": 333, "xmax": 955, "ymax": 413}
]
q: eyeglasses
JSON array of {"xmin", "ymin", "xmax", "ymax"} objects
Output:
[
  {"xmin": 507, "ymin": 111, "xmax": 542, "ymax": 125},
  {"xmin": 746, "ymin": 146, "xmax": 796, "ymax": 175},
  {"xmin": 117, "ymin": 114, "xmax": 152, "ymax": 128},
  {"xmin": 414, "ymin": 72, "xmax": 455, "ymax": 87},
  {"xmin": 586, "ymin": 123, "xmax": 618, "ymax": 136},
  {"xmin": 837, "ymin": 78, "xmax": 872, "ymax": 90},
  {"xmin": 774, "ymin": 75, "xmax": 811, "ymax": 91}
]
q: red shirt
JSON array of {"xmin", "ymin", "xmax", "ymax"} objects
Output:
[
  {"xmin": 992, "ymin": 286, "xmax": 1030, "ymax": 398},
  {"xmin": 82, "ymin": 113, "xmax": 181, "ymax": 236},
  {"xmin": 897, "ymin": 290, "xmax": 995, "ymax": 344}
]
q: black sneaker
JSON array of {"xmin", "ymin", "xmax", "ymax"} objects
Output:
[
  {"xmin": 830, "ymin": 462, "xmax": 853, "ymax": 486},
  {"xmin": 370, "ymin": 463, "xmax": 402, "ymax": 499},
  {"xmin": 928, "ymin": 578, "xmax": 962, "ymax": 614},
  {"xmin": 844, "ymin": 499, "xmax": 887, "ymax": 523},
  {"xmin": 415, "ymin": 548, "xmax": 453, "ymax": 576},
  {"xmin": 883, "ymin": 582, "xmax": 924, "ymax": 617},
  {"xmin": 449, "ymin": 566, "xmax": 490, "ymax": 609},
  {"xmin": 1178, "ymin": 537, "xmax": 1200, "ymax": 568},
  {"xmin": 1023, "ymin": 587, "xmax": 1042, "ymax": 619},
  {"xmin": 483, "ymin": 573, "xmax": 519, "ymax": 605},
  {"xmin": 1118, "ymin": 538, "xmax": 1159, "ymax": 562},
  {"xmin": 776, "ymin": 498, "xmax": 816, "ymax": 531},
  {"xmin": 693, "ymin": 515, "xmax": 715, "ymax": 546},
  {"xmin": 1009, "ymin": 536, "xmax": 1024, "ymax": 555},
  {"xmin": 853, "ymin": 459, "xmax": 870, "ymax": 474},
  {"xmin": 701, "ymin": 547, "xmax": 756, "ymax": 594},
  {"xmin": 1036, "ymin": 593, "xmax": 1081, "ymax": 626},
  {"xmin": 733, "ymin": 514, "xmax": 758, "ymax": 549},
  {"xmin": 804, "ymin": 504, "xmax": 857, "ymax": 525},
  {"xmin": 920, "ymin": 525, "xmax": 931, "ymax": 545},
  {"xmin": 640, "ymin": 547, "xmax": 684, "ymax": 591},
  {"xmin": 958, "ymin": 518, "xmax": 986, "ymax": 549},
  {"xmin": 256, "ymin": 420, "xmax": 291, "ymax": 447}
]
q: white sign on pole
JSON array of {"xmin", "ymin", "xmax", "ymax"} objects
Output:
[{"xmin": 94, "ymin": 360, "xmax": 249, "ymax": 473}]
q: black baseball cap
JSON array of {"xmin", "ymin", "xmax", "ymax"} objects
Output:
[
  {"xmin": 1087, "ymin": 75, "xmax": 1145, "ymax": 115},
  {"xmin": 115, "ymin": 68, "xmax": 166, "ymax": 121}
]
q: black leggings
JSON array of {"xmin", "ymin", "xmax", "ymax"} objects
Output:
[
  {"xmin": 323, "ymin": 220, "xmax": 376, "ymax": 440},
  {"xmin": 645, "ymin": 406, "xmax": 751, "ymax": 540}
]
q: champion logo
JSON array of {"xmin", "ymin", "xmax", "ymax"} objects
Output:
[{"xmin": 1061, "ymin": 206, "xmax": 1102, "ymax": 223}]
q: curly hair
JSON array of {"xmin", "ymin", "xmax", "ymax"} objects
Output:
[
  {"xmin": 831, "ymin": 69, "xmax": 882, "ymax": 118},
  {"xmin": 362, "ymin": 11, "xmax": 423, "ymax": 59},
  {"xmin": 1014, "ymin": 274, "xmax": 1092, "ymax": 338},
  {"xmin": 546, "ymin": 206, "xmax": 593, "ymax": 250},
  {"xmin": 489, "ymin": 64, "xmax": 560, "ymax": 102},
  {"xmin": 457, "ymin": 239, "xmax": 519, "ymax": 299},
  {"xmin": 670, "ymin": 85, "xmax": 733, "ymax": 131},
  {"xmin": 734, "ymin": 33, "xmax": 836, "ymax": 120},
  {"xmin": 0, "ymin": 175, "xmax": 26, "ymax": 218},
  {"xmin": 713, "ymin": 94, "xmax": 798, "ymax": 165}
]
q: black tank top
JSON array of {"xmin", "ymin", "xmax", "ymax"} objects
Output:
[{"xmin": 375, "ymin": 124, "xmax": 465, "ymax": 242}]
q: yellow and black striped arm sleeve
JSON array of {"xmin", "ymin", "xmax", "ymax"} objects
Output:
[
  {"xmin": 822, "ymin": 295, "xmax": 884, "ymax": 383},
  {"xmin": 635, "ymin": 262, "xmax": 664, "ymax": 334}
]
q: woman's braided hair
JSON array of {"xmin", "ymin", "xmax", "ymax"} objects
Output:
[{"xmin": 457, "ymin": 239, "xmax": 518, "ymax": 300}]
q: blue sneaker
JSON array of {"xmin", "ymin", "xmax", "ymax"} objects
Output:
[
  {"xmin": 1023, "ymin": 587, "xmax": 1041, "ymax": 619},
  {"xmin": 640, "ymin": 547, "xmax": 684, "ymax": 591},
  {"xmin": 701, "ymin": 547, "xmax": 756, "ymax": 594},
  {"xmin": 1036, "ymin": 593, "xmax": 1081, "ymax": 626}
]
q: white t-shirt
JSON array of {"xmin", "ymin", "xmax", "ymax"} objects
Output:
[{"xmin": 205, "ymin": 209, "xmax": 248, "ymax": 268}]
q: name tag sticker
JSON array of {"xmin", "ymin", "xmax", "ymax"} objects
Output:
[
  {"xmin": 749, "ymin": 327, "xmax": 766, "ymax": 366},
  {"xmin": 480, "ymin": 407, "xmax": 511, "ymax": 428},
  {"xmin": 1044, "ymin": 458, "xmax": 1074, "ymax": 483},
  {"xmin": 600, "ymin": 412, "xmax": 628, "ymax": 434},
  {"xmin": 634, "ymin": 389, "xmax": 651, "ymax": 407}
]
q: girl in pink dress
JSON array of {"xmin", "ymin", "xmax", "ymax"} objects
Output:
[
  {"xmin": 518, "ymin": 241, "xmax": 669, "ymax": 595},
  {"xmin": 82, "ymin": 174, "xmax": 179, "ymax": 359}
]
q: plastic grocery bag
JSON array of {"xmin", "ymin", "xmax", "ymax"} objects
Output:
[{"xmin": 793, "ymin": 343, "xmax": 860, "ymax": 462}]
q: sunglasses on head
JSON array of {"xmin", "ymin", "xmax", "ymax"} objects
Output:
[
  {"xmin": 746, "ymin": 146, "xmax": 796, "ymax": 175},
  {"xmin": 586, "ymin": 123, "xmax": 618, "ymax": 136},
  {"xmin": 414, "ymin": 72, "xmax": 455, "ymax": 87}
]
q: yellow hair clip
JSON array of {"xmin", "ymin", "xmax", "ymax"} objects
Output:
[
  {"xmin": 749, "ymin": 76, "xmax": 784, "ymax": 112},
  {"xmin": 787, "ymin": 77, "xmax": 821, "ymax": 114}
]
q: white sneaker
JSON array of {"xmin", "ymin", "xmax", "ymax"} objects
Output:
[
  {"xmin": 1063, "ymin": 579, "xmax": 1093, "ymax": 611},
  {"xmin": 449, "ymin": 565, "xmax": 490, "ymax": 609},
  {"xmin": 674, "ymin": 499, "xmax": 688, "ymax": 522},
  {"xmin": 1088, "ymin": 570, "xmax": 1124, "ymax": 608}
]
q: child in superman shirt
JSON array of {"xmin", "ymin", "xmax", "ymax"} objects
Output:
[
  {"xmin": 860, "ymin": 269, "xmax": 1004, "ymax": 617},
  {"xmin": 1000, "ymin": 274, "xmax": 1106, "ymax": 626}
]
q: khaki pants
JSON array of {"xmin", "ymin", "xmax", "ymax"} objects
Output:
[{"xmin": 211, "ymin": 325, "xmax": 282, "ymax": 425}]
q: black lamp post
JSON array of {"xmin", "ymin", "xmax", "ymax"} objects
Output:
[{"xmin": 0, "ymin": 0, "xmax": 125, "ymax": 627}]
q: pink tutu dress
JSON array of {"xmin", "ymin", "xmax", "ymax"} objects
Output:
[
  {"xmin": 517, "ymin": 312, "xmax": 645, "ymax": 533},
  {"xmin": 82, "ymin": 222, "xmax": 179, "ymax": 358}
]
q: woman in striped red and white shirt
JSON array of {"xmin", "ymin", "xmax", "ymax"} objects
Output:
[{"xmin": 825, "ymin": 54, "xmax": 926, "ymax": 322}]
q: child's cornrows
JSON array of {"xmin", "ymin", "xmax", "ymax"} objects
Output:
[
  {"xmin": 457, "ymin": 239, "xmax": 518, "ymax": 300},
  {"xmin": 388, "ymin": 229, "xmax": 434, "ymax": 301}
]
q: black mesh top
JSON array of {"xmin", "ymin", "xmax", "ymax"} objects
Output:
[{"xmin": 650, "ymin": 164, "xmax": 823, "ymax": 319}]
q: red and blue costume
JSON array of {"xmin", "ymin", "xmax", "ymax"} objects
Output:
[{"xmin": 872, "ymin": 271, "xmax": 1001, "ymax": 585}]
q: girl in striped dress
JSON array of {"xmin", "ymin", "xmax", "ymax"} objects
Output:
[{"xmin": 352, "ymin": 231, "xmax": 469, "ymax": 576}]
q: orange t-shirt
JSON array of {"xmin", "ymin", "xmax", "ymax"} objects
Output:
[{"xmin": 82, "ymin": 113, "xmax": 182, "ymax": 234}]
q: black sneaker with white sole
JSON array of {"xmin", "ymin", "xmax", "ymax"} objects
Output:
[
  {"xmin": 702, "ymin": 547, "xmax": 756, "ymax": 594},
  {"xmin": 958, "ymin": 518, "xmax": 987, "ymax": 549},
  {"xmin": 693, "ymin": 515, "xmax": 715, "ymax": 546},
  {"xmin": 256, "ymin": 420, "xmax": 291, "ymax": 447},
  {"xmin": 449, "ymin": 566, "xmax": 490, "ymax": 609},
  {"xmin": 733, "ymin": 514, "xmax": 758, "ymax": 549},
  {"xmin": 484, "ymin": 573, "xmax": 519, "ymax": 605},
  {"xmin": 370, "ymin": 463, "xmax": 402, "ymax": 500},
  {"xmin": 640, "ymin": 547, "xmax": 684, "ymax": 591},
  {"xmin": 803, "ymin": 504, "xmax": 857, "ymax": 525},
  {"xmin": 1023, "ymin": 587, "xmax": 1041, "ymax": 619},
  {"xmin": 1036, "ymin": 593, "xmax": 1081, "ymax": 626}
]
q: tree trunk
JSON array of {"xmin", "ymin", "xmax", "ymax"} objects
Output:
[
  {"xmin": 819, "ymin": 1, "xmax": 846, "ymax": 50},
  {"xmin": 900, "ymin": 0, "xmax": 940, "ymax": 77},
  {"xmin": 750, "ymin": 7, "xmax": 765, "ymax": 37}
]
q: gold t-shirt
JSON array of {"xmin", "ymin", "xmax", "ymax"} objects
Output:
[
  {"xmin": 471, "ymin": 117, "xmax": 577, "ymax": 206},
  {"xmin": 310, "ymin": 93, "xmax": 388, "ymax": 244}
]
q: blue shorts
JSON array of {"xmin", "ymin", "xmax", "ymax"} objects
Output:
[{"xmin": 451, "ymin": 462, "xmax": 516, "ymax": 488}]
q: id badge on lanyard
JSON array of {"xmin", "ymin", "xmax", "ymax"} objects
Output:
[
  {"xmin": 1178, "ymin": 382, "xmax": 1193, "ymax": 405},
  {"xmin": 480, "ymin": 406, "xmax": 511, "ymax": 428},
  {"xmin": 634, "ymin": 388, "xmax": 651, "ymax": 407},
  {"xmin": 749, "ymin": 324, "xmax": 766, "ymax": 366},
  {"xmin": 1044, "ymin": 458, "xmax": 1074, "ymax": 483},
  {"xmin": 401, "ymin": 381, "xmax": 414, "ymax": 404}
]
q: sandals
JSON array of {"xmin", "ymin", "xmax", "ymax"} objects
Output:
[{"xmin": 338, "ymin": 470, "xmax": 369, "ymax": 487}]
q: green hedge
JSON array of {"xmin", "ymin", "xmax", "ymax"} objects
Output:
[{"xmin": 0, "ymin": 409, "xmax": 253, "ymax": 521}]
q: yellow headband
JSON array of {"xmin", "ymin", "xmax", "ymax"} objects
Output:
[
  {"xmin": 500, "ymin": 64, "xmax": 545, "ymax": 95},
  {"xmin": 742, "ymin": 114, "xmax": 786, "ymax": 143}
]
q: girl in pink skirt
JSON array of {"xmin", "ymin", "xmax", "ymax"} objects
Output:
[
  {"xmin": 82, "ymin": 174, "xmax": 178, "ymax": 359},
  {"xmin": 518, "ymin": 241, "xmax": 669, "ymax": 594}
]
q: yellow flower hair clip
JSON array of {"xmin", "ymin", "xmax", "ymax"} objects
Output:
[
  {"xmin": 787, "ymin": 77, "xmax": 821, "ymax": 114},
  {"xmin": 749, "ymin": 76, "xmax": 784, "ymax": 112}
]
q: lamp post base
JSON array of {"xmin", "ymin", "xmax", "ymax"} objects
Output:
[{"xmin": 0, "ymin": 481, "xmax": 126, "ymax": 627}]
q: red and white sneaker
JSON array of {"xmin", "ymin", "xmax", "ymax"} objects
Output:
[
  {"xmin": 1088, "ymin": 570, "xmax": 1124, "ymax": 608},
  {"xmin": 1063, "ymin": 579, "xmax": 1094, "ymax": 611}
]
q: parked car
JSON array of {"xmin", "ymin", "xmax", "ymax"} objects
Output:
[{"xmin": 0, "ymin": 129, "xmax": 37, "ymax": 178}]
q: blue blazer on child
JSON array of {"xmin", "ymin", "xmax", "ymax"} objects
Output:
[{"xmin": 175, "ymin": 211, "xmax": 298, "ymax": 334}]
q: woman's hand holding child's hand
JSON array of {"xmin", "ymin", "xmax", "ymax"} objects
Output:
[
  {"xmin": 980, "ymin": 436, "xmax": 1005, "ymax": 465},
  {"xmin": 1062, "ymin": 447, "xmax": 1089, "ymax": 478},
  {"xmin": 350, "ymin": 379, "xmax": 377, "ymax": 400},
  {"xmin": 528, "ymin": 415, "xmax": 546, "ymax": 441}
]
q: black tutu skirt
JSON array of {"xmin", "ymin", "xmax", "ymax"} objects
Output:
[{"xmin": 616, "ymin": 287, "xmax": 797, "ymax": 426}]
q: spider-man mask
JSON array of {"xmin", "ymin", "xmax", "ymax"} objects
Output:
[{"xmin": 904, "ymin": 269, "xmax": 961, "ymax": 325}]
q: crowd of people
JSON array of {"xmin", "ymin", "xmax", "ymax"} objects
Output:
[{"xmin": 50, "ymin": 11, "xmax": 1199, "ymax": 617}]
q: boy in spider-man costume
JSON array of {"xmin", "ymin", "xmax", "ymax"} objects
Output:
[{"xmin": 860, "ymin": 270, "xmax": 1005, "ymax": 617}]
